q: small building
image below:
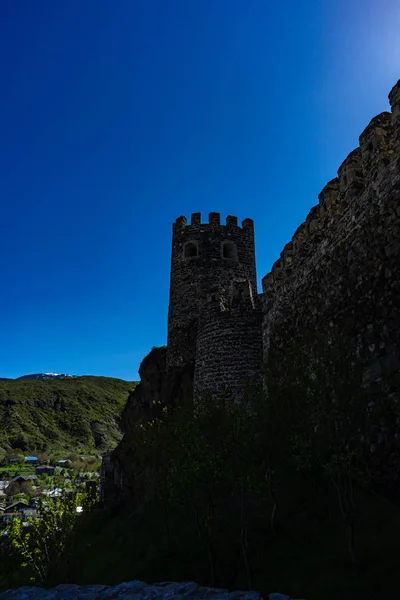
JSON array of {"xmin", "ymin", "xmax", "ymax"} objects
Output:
[
  {"xmin": 21, "ymin": 507, "xmax": 37, "ymax": 519},
  {"xmin": 36, "ymin": 465, "xmax": 55, "ymax": 476},
  {"xmin": 0, "ymin": 481, "xmax": 9, "ymax": 496},
  {"xmin": 4, "ymin": 501, "xmax": 30, "ymax": 513},
  {"xmin": 42, "ymin": 488, "xmax": 62, "ymax": 498},
  {"xmin": 12, "ymin": 475, "xmax": 38, "ymax": 483},
  {"xmin": 6, "ymin": 457, "xmax": 19, "ymax": 464},
  {"xmin": 25, "ymin": 456, "xmax": 39, "ymax": 464},
  {"xmin": 2, "ymin": 512, "xmax": 23, "ymax": 523},
  {"xmin": 1, "ymin": 503, "xmax": 37, "ymax": 522},
  {"xmin": 57, "ymin": 460, "xmax": 69, "ymax": 467}
]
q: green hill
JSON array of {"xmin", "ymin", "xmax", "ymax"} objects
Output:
[{"xmin": 0, "ymin": 376, "xmax": 137, "ymax": 457}]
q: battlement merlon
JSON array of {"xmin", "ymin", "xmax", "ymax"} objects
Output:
[
  {"xmin": 337, "ymin": 148, "xmax": 364, "ymax": 195},
  {"xmin": 359, "ymin": 112, "xmax": 393, "ymax": 145},
  {"xmin": 389, "ymin": 79, "xmax": 400, "ymax": 120},
  {"xmin": 280, "ymin": 241, "xmax": 294, "ymax": 268},
  {"xmin": 191, "ymin": 212, "xmax": 201, "ymax": 225},
  {"xmin": 175, "ymin": 215, "xmax": 187, "ymax": 226},
  {"xmin": 172, "ymin": 213, "xmax": 254, "ymax": 232},
  {"xmin": 318, "ymin": 178, "xmax": 340, "ymax": 219}
]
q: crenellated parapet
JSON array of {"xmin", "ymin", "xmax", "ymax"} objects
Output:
[
  {"xmin": 263, "ymin": 202, "xmax": 324, "ymax": 296},
  {"xmin": 262, "ymin": 81, "xmax": 400, "ymax": 300},
  {"xmin": 173, "ymin": 212, "xmax": 254, "ymax": 233},
  {"xmin": 262, "ymin": 79, "xmax": 400, "ymax": 397},
  {"xmin": 359, "ymin": 112, "xmax": 394, "ymax": 192}
]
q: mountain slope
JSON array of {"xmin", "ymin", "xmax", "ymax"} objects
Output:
[{"xmin": 0, "ymin": 376, "xmax": 137, "ymax": 457}]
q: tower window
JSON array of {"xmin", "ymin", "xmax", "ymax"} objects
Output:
[
  {"xmin": 184, "ymin": 241, "xmax": 198, "ymax": 258},
  {"xmin": 222, "ymin": 241, "xmax": 238, "ymax": 260}
]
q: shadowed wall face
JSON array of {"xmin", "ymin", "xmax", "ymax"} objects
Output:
[
  {"xmin": 193, "ymin": 281, "xmax": 263, "ymax": 402},
  {"xmin": 262, "ymin": 80, "xmax": 400, "ymax": 396}
]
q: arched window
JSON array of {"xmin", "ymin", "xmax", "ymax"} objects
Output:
[
  {"xmin": 222, "ymin": 241, "xmax": 237, "ymax": 260},
  {"xmin": 184, "ymin": 241, "xmax": 198, "ymax": 258}
]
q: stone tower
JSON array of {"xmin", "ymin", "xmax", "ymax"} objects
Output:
[
  {"xmin": 193, "ymin": 278, "xmax": 263, "ymax": 401},
  {"xmin": 167, "ymin": 212, "xmax": 258, "ymax": 371},
  {"xmin": 166, "ymin": 212, "xmax": 263, "ymax": 401}
]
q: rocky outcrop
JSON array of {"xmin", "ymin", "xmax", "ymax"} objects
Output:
[
  {"xmin": 0, "ymin": 580, "xmax": 305, "ymax": 600},
  {"xmin": 101, "ymin": 347, "xmax": 194, "ymax": 500},
  {"xmin": 118, "ymin": 347, "xmax": 193, "ymax": 433}
]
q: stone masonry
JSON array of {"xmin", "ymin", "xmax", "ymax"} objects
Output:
[
  {"xmin": 167, "ymin": 213, "xmax": 262, "ymax": 401},
  {"xmin": 194, "ymin": 280, "xmax": 263, "ymax": 401},
  {"xmin": 103, "ymin": 79, "xmax": 400, "ymax": 501},
  {"xmin": 166, "ymin": 79, "xmax": 400, "ymax": 403},
  {"xmin": 262, "ymin": 80, "xmax": 400, "ymax": 398}
]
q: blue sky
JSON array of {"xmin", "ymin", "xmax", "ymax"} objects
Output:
[{"xmin": 1, "ymin": 0, "xmax": 399, "ymax": 380}]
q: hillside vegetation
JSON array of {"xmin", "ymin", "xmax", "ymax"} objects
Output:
[
  {"xmin": 0, "ymin": 376, "xmax": 136, "ymax": 456},
  {"xmin": 63, "ymin": 339, "xmax": 400, "ymax": 600}
]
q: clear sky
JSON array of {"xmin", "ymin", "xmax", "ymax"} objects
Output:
[{"xmin": 1, "ymin": 0, "xmax": 399, "ymax": 380}]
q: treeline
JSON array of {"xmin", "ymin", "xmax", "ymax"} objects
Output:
[
  {"xmin": 3, "ymin": 340, "xmax": 400, "ymax": 598},
  {"xmin": 65, "ymin": 339, "xmax": 400, "ymax": 599}
]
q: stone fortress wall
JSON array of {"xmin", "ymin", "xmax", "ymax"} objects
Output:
[
  {"xmin": 103, "ymin": 79, "xmax": 400, "ymax": 503},
  {"xmin": 167, "ymin": 79, "xmax": 400, "ymax": 402},
  {"xmin": 262, "ymin": 80, "xmax": 400, "ymax": 394}
]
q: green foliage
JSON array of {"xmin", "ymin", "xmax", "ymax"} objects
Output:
[
  {"xmin": 0, "ymin": 464, "xmax": 35, "ymax": 478},
  {"xmin": 60, "ymin": 335, "xmax": 400, "ymax": 600},
  {"xmin": 60, "ymin": 380, "xmax": 400, "ymax": 599},
  {"xmin": 3, "ymin": 491, "xmax": 98, "ymax": 587},
  {"xmin": 2, "ymin": 334, "xmax": 399, "ymax": 599},
  {"xmin": 0, "ymin": 376, "xmax": 137, "ymax": 456}
]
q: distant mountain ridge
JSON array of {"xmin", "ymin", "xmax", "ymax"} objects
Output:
[{"xmin": 16, "ymin": 373, "xmax": 76, "ymax": 381}]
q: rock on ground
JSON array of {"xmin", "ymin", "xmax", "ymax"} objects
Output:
[{"xmin": 0, "ymin": 581, "xmax": 306, "ymax": 600}]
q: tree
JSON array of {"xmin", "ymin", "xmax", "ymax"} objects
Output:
[
  {"xmin": 7, "ymin": 493, "xmax": 89, "ymax": 583},
  {"xmin": 5, "ymin": 480, "xmax": 32, "ymax": 499}
]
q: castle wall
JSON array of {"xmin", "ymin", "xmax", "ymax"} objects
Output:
[
  {"xmin": 262, "ymin": 80, "xmax": 400, "ymax": 394},
  {"xmin": 167, "ymin": 213, "xmax": 257, "ymax": 370},
  {"xmin": 194, "ymin": 281, "xmax": 263, "ymax": 402}
]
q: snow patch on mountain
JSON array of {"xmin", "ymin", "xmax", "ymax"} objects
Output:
[{"xmin": 15, "ymin": 373, "xmax": 76, "ymax": 381}]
